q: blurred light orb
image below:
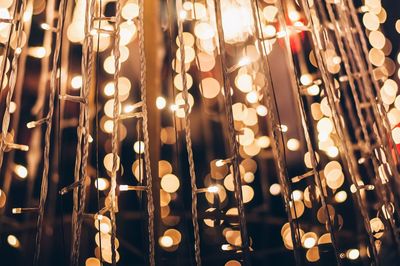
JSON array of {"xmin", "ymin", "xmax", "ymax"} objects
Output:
[
  {"xmin": 161, "ymin": 174, "xmax": 180, "ymax": 193},
  {"xmin": 287, "ymin": 138, "xmax": 300, "ymax": 151},
  {"xmin": 7, "ymin": 235, "xmax": 20, "ymax": 248},
  {"xmin": 14, "ymin": 164, "xmax": 28, "ymax": 179}
]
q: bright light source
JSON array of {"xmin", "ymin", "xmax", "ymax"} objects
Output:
[
  {"xmin": 269, "ymin": 183, "xmax": 281, "ymax": 196},
  {"xmin": 14, "ymin": 164, "xmax": 28, "ymax": 179},
  {"xmin": 207, "ymin": 186, "xmax": 219, "ymax": 193},
  {"xmin": 238, "ymin": 56, "xmax": 251, "ymax": 67},
  {"xmin": 303, "ymin": 237, "xmax": 316, "ymax": 249},
  {"xmin": 95, "ymin": 178, "xmax": 109, "ymax": 191},
  {"xmin": 156, "ymin": 96, "xmax": 166, "ymax": 110},
  {"xmin": 159, "ymin": 236, "xmax": 173, "ymax": 248},
  {"xmin": 71, "ymin": 75, "xmax": 82, "ymax": 90},
  {"xmin": 7, "ymin": 235, "xmax": 20, "ymax": 248},
  {"xmin": 347, "ymin": 249, "xmax": 360, "ymax": 260}
]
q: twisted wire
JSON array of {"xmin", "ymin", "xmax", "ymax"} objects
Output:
[
  {"xmin": 176, "ymin": 1, "xmax": 201, "ymax": 265},
  {"xmin": 344, "ymin": 0, "xmax": 400, "ymax": 204},
  {"xmin": 344, "ymin": 0, "xmax": 400, "ymax": 172},
  {"xmin": 1, "ymin": 0, "xmax": 34, "ymax": 198},
  {"xmin": 328, "ymin": 1, "xmax": 400, "ymax": 253},
  {"xmin": 272, "ymin": 1, "xmax": 342, "ymax": 264},
  {"xmin": 110, "ymin": 1, "xmax": 122, "ymax": 265},
  {"xmin": 94, "ymin": 0, "xmax": 104, "ymax": 263},
  {"xmin": 325, "ymin": 1, "xmax": 400, "ymax": 254},
  {"xmin": 248, "ymin": 1, "xmax": 303, "ymax": 263},
  {"xmin": 0, "ymin": 0, "xmax": 25, "ymax": 175},
  {"xmin": 138, "ymin": 0, "xmax": 155, "ymax": 264},
  {"xmin": 213, "ymin": 1, "xmax": 250, "ymax": 264},
  {"xmin": 34, "ymin": 0, "xmax": 67, "ymax": 264},
  {"xmin": 70, "ymin": 0, "xmax": 95, "ymax": 264},
  {"xmin": 299, "ymin": 0, "xmax": 380, "ymax": 263}
]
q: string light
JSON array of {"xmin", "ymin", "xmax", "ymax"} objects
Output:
[{"xmin": 0, "ymin": 0, "xmax": 399, "ymax": 265}]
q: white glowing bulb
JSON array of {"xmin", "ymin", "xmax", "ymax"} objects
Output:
[
  {"xmin": 170, "ymin": 104, "xmax": 179, "ymax": 111},
  {"xmin": 288, "ymin": 10, "xmax": 300, "ymax": 22},
  {"xmin": 159, "ymin": 236, "xmax": 173, "ymax": 248},
  {"xmin": 71, "ymin": 75, "xmax": 82, "ymax": 90},
  {"xmin": 40, "ymin": 23, "xmax": 51, "ymax": 30},
  {"xmin": 303, "ymin": 237, "xmax": 316, "ymax": 249},
  {"xmin": 207, "ymin": 186, "xmax": 219, "ymax": 193},
  {"xmin": 156, "ymin": 96, "xmax": 167, "ymax": 110},
  {"xmin": 95, "ymin": 178, "xmax": 109, "ymax": 191},
  {"xmin": 14, "ymin": 164, "xmax": 28, "ymax": 179},
  {"xmin": 215, "ymin": 159, "xmax": 225, "ymax": 167},
  {"xmin": 287, "ymin": 138, "xmax": 300, "ymax": 151},
  {"xmin": 347, "ymin": 249, "xmax": 360, "ymax": 260},
  {"xmin": 28, "ymin": 47, "xmax": 46, "ymax": 58},
  {"xmin": 238, "ymin": 56, "xmax": 251, "ymax": 67},
  {"xmin": 179, "ymin": 10, "xmax": 187, "ymax": 20},
  {"xmin": 7, "ymin": 235, "xmax": 20, "ymax": 248},
  {"xmin": 269, "ymin": 183, "xmax": 281, "ymax": 196},
  {"xmin": 326, "ymin": 146, "xmax": 339, "ymax": 158}
]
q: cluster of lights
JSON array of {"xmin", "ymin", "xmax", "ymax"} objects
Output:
[{"xmin": 0, "ymin": 0, "xmax": 399, "ymax": 265}]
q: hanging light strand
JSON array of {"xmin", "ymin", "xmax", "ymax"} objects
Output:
[
  {"xmin": 213, "ymin": 0, "xmax": 250, "ymax": 264},
  {"xmin": 176, "ymin": 1, "xmax": 202, "ymax": 265},
  {"xmin": 33, "ymin": 0, "xmax": 68, "ymax": 264},
  {"xmin": 138, "ymin": 0, "xmax": 156, "ymax": 265}
]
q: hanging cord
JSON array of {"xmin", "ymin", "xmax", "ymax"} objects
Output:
[
  {"xmin": 326, "ymin": 0, "xmax": 400, "ymax": 257},
  {"xmin": 274, "ymin": 0, "xmax": 342, "ymax": 263},
  {"xmin": 248, "ymin": 1, "xmax": 303, "ymax": 264},
  {"xmin": 93, "ymin": 0, "xmax": 104, "ymax": 263},
  {"xmin": 70, "ymin": 0, "xmax": 95, "ymax": 263},
  {"xmin": 165, "ymin": 1, "xmax": 195, "ymax": 265},
  {"xmin": 109, "ymin": 0, "xmax": 123, "ymax": 265},
  {"xmin": 345, "ymin": 0, "xmax": 400, "ymax": 164},
  {"xmin": 57, "ymin": 0, "xmax": 68, "ymax": 263},
  {"xmin": 212, "ymin": 1, "xmax": 250, "ymax": 265},
  {"xmin": 138, "ymin": 0, "xmax": 155, "ymax": 264},
  {"xmin": 0, "ymin": 0, "xmax": 25, "ymax": 171},
  {"xmin": 298, "ymin": 0, "xmax": 380, "ymax": 264},
  {"xmin": 175, "ymin": 0, "xmax": 202, "ymax": 265},
  {"xmin": 34, "ymin": 0, "xmax": 68, "ymax": 264}
]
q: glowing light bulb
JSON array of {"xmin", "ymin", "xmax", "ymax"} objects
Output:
[
  {"xmin": 28, "ymin": 47, "xmax": 46, "ymax": 58},
  {"xmin": 288, "ymin": 10, "xmax": 300, "ymax": 22},
  {"xmin": 95, "ymin": 178, "xmax": 109, "ymax": 191},
  {"xmin": 40, "ymin": 23, "xmax": 51, "ymax": 30},
  {"xmin": 246, "ymin": 91, "xmax": 258, "ymax": 103},
  {"xmin": 347, "ymin": 249, "xmax": 360, "ymax": 260},
  {"xmin": 159, "ymin": 236, "xmax": 173, "ymax": 248},
  {"xmin": 170, "ymin": 104, "xmax": 179, "ymax": 111},
  {"xmin": 238, "ymin": 56, "xmax": 251, "ymax": 67},
  {"xmin": 303, "ymin": 237, "xmax": 316, "ymax": 249},
  {"xmin": 7, "ymin": 235, "xmax": 20, "ymax": 248},
  {"xmin": 287, "ymin": 138, "xmax": 300, "ymax": 151},
  {"xmin": 179, "ymin": 10, "xmax": 187, "ymax": 20},
  {"xmin": 156, "ymin": 96, "xmax": 166, "ymax": 110},
  {"xmin": 326, "ymin": 146, "xmax": 339, "ymax": 158},
  {"xmin": 207, "ymin": 186, "xmax": 219, "ymax": 193},
  {"xmin": 71, "ymin": 75, "xmax": 82, "ymax": 90},
  {"xmin": 14, "ymin": 164, "xmax": 28, "ymax": 179},
  {"xmin": 269, "ymin": 183, "xmax": 281, "ymax": 196}
]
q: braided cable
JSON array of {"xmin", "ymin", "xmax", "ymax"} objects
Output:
[
  {"xmin": 176, "ymin": 1, "xmax": 201, "ymax": 265},
  {"xmin": 34, "ymin": 0, "xmax": 67, "ymax": 264},
  {"xmin": 213, "ymin": 1, "xmax": 250, "ymax": 264},
  {"xmin": 0, "ymin": 1, "xmax": 26, "ymax": 175},
  {"xmin": 299, "ymin": 0, "xmax": 380, "ymax": 263},
  {"xmin": 109, "ymin": 1, "xmax": 122, "ymax": 265},
  {"xmin": 138, "ymin": 0, "xmax": 155, "ymax": 264},
  {"xmin": 70, "ymin": 0, "xmax": 95, "ymax": 264},
  {"xmin": 272, "ymin": 0, "xmax": 342, "ymax": 263},
  {"xmin": 249, "ymin": 1, "xmax": 303, "ymax": 263}
]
